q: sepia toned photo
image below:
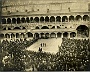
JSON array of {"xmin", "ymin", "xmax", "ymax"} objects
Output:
[{"xmin": 0, "ymin": 0, "xmax": 90, "ymax": 71}]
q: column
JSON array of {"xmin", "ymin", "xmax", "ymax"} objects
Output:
[
  {"xmin": 6, "ymin": 18, "xmax": 7, "ymax": 24},
  {"xmin": 75, "ymin": 30, "xmax": 77, "ymax": 38},
  {"xmin": 48, "ymin": 33, "xmax": 50, "ymax": 38},
  {"xmin": 15, "ymin": 33, "xmax": 16, "ymax": 40},
  {"xmin": 55, "ymin": 16, "xmax": 56, "ymax": 23},
  {"xmin": 32, "ymin": 33, "xmax": 34, "ymax": 38},
  {"xmin": 56, "ymin": 33, "xmax": 57, "ymax": 38},
  {"xmin": 48, "ymin": 16, "xmax": 50, "ymax": 23},
  {"xmin": 9, "ymin": 33, "xmax": 11, "ymax": 39},
  {"xmin": 61, "ymin": 33, "xmax": 63, "ymax": 38},
  {"xmin": 61, "ymin": 16, "xmax": 63, "ymax": 23},
  {"xmin": 67, "ymin": 16, "xmax": 69, "ymax": 22},
  {"xmin": 68, "ymin": 32, "xmax": 70, "ymax": 38},
  {"xmin": 39, "ymin": 17, "xmax": 40, "ymax": 23},
  {"xmin": 24, "ymin": 33, "xmax": 27, "ymax": 39}
]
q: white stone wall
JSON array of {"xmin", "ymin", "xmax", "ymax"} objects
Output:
[{"xmin": 2, "ymin": 0, "xmax": 90, "ymax": 14}]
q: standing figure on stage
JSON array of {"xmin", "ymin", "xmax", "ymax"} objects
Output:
[
  {"xmin": 43, "ymin": 43, "xmax": 44, "ymax": 47},
  {"xmin": 45, "ymin": 43, "xmax": 46, "ymax": 47},
  {"xmin": 41, "ymin": 43, "xmax": 42, "ymax": 47},
  {"xmin": 38, "ymin": 47, "xmax": 40, "ymax": 52}
]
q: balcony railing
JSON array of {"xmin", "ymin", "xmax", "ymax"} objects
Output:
[{"xmin": 1, "ymin": 21, "xmax": 89, "ymax": 27}]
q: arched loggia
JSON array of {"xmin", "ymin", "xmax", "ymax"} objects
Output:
[
  {"xmin": 50, "ymin": 33, "xmax": 56, "ymax": 38},
  {"xmin": 40, "ymin": 17, "xmax": 44, "ymax": 22},
  {"xmin": 11, "ymin": 33, "xmax": 15, "ymax": 38},
  {"xmin": 7, "ymin": 18, "xmax": 11, "ymax": 24},
  {"xmin": 26, "ymin": 17, "xmax": 30, "ymax": 23},
  {"xmin": 0, "ymin": 34, "xmax": 4, "ymax": 38},
  {"xmin": 34, "ymin": 33, "xmax": 39, "ymax": 39},
  {"xmin": 76, "ymin": 25, "xmax": 89, "ymax": 37},
  {"xmin": 62, "ymin": 16, "xmax": 68, "ymax": 22},
  {"xmin": 30, "ymin": 17, "xmax": 34, "ymax": 23},
  {"xmin": 12, "ymin": 18, "xmax": 16, "ymax": 24},
  {"xmin": 56, "ymin": 16, "xmax": 61, "ymax": 22},
  {"xmin": 70, "ymin": 32, "xmax": 76, "ymax": 38},
  {"xmin": 35, "ymin": 26, "xmax": 40, "ymax": 29},
  {"xmin": 63, "ymin": 32, "xmax": 68, "ymax": 37},
  {"xmin": 45, "ymin": 33, "xmax": 49, "ymax": 38},
  {"xmin": 34, "ymin": 17, "xmax": 39, "ymax": 23},
  {"xmin": 83, "ymin": 15, "xmax": 89, "ymax": 21},
  {"xmin": 16, "ymin": 33, "xmax": 20, "ymax": 38},
  {"xmin": 76, "ymin": 15, "xmax": 82, "ymax": 21},
  {"xmin": 41, "ymin": 26, "xmax": 49, "ymax": 29},
  {"xmin": 2, "ymin": 18, "xmax": 6, "ymax": 24},
  {"xmin": 57, "ymin": 32, "xmax": 62, "ymax": 37},
  {"xmin": 27, "ymin": 32, "xmax": 33, "ymax": 37},
  {"xmin": 21, "ymin": 33, "xmax": 25, "ymax": 38},
  {"xmin": 21, "ymin": 17, "xmax": 26, "ymax": 23},
  {"xmin": 69, "ymin": 16, "xmax": 74, "ymax": 22},
  {"xmin": 40, "ymin": 33, "xmax": 45, "ymax": 38},
  {"xmin": 5, "ymin": 34, "xmax": 10, "ymax": 38},
  {"xmin": 14, "ymin": 27, "xmax": 21, "ymax": 30},
  {"xmin": 45, "ymin": 16, "xmax": 49, "ymax": 22},
  {"xmin": 17, "ymin": 18, "xmax": 21, "ymax": 24},
  {"xmin": 50, "ymin": 16, "xmax": 55, "ymax": 22}
]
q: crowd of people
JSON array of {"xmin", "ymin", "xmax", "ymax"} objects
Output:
[
  {"xmin": 0, "ymin": 38, "xmax": 90, "ymax": 71},
  {"xmin": 0, "ymin": 38, "xmax": 38, "ymax": 71}
]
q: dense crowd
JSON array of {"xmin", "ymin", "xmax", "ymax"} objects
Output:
[
  {"xmin": 0, "ymin": 38, "xmax": 90, "ymax": 71},
  {"xmin": 0, "ymin": 38, "xmax": 38, "ymax": 71}
]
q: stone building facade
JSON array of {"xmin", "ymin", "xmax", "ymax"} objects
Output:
[{"xmin": 0, "ymin": 0, "xmax": 90, "ymax": 41}]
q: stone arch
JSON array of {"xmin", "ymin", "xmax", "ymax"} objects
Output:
[
  {"xmin": 21, "ymin": 17, "xmax": 26, "ymax": 23},
  {"xmin": 34, "ymin": 33, "xmax": 39, "ymax": 39},
  {"xmin": 34, "ymin": 17, "xmax": 39, "ymax": 23},
  {"xmin": 3, "ymin": 28, "xmax": 6, "ymax": 30},
  {"xmin": 76, "ymin": 15, "xmax": 82, "ymax": 21},
  {"xmin": 35, "ymin": 26, "xmax": 40, "ymax": 29},
  {"xmin": 63, "ymin": 32, "xmax": 68, "ymax": 37},
  {"xmin": 70, "ymin": 32, "xmax": 76, "ymax": 38},
  {"xmin": 57, "ymin": 32, "xmax": 62, "ymax": 37},
  {"xmin": 50, "ymin": 32, "xmax": 56, "ymax": 38},
  {"xmin": 83, "ymin": 15, "xmax": 89, "ymax": 21},
  {"xmin": 40, "ymin": 17, "xmax": 44, "ymax": 22},
  {"xmin": 0, "ymin": 34, "xmax": 4, "ymax": 38},
  {"xmin": 62, "ymin": 16, "xmax": 68, "ymax": 22},
  {"xmin": 45, "ymin": 33, "xmax": 49, "ymax": 38},
  {"xmin": 40, "ymin": 33, "xmax": 45, "ymax": 38},
  {"xmin": 17, "ymin": 18, "xmax": 21, "ymax": 24},
  {"xmin": 26, "ymin": 17, "xmax": 30, "ymax": 23},
  {"xmin": 30, "ymin": 17, "xmax": 34, "ymax": 23},
  {"xmin": 22, "ymin": 27, "xmax": 26, "ymax": 29},
  {"xmin": 56, "ymin": 16, "xmax": 61, "ymax": 22},
  {"xmin": 11, "ymin": 33, "xmax": 15, "ymax": 38},
  {"xmin": 14, "ymin": 27, "xmax": 21, "ymax": 30},
  {"xmin": 21, "ymin": 33, "xmax": 25, "ymax": 38},
  {"xmin": 69, "ymin": 15, "xmax": 74, "ymax": 21},
  {"xmin": 41, "ymin": 26, "xmax": 49, "ymax": 29},
  {"xmin": 12, "ymin": 18, "xmax": 16, "ymax": 24},
  {"xmin": 5, "ymin": 34, "xmax": 10, "ymax": 38},
  {"xmin": 76, "ymin": 25, "xmax": 89, "ymax": 37},
  {"xmin": 7, "ymin": 18, "xmax": 11, "ymax": 24},
  {"xmin": 2, "ymin": 18, "xmax": 6, "ymax": 24},
  {"xmin": 57, "ymin": 26, "xmax": 60, "ymax": 29},
  {"xmin": 50, "ymin": 16, "xmax": 55, "ymax": 22},
  {"xmin": 16, "ymin": 33, "xmax": 20, "ymax": 38},
  {"xmin": 27, "ymin": 32, "xmax": 33, "ymax": 37},
  {"xmin": 51, "ymin": 26, "xmax": 55, "ymax": 29},
  {"xmin": 45, "ymin": 16, "xmax": 49, "ymax": 22},
  {"xmin": 8, "ymin": 28, "xmax": 11, "ymax": 30}
]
